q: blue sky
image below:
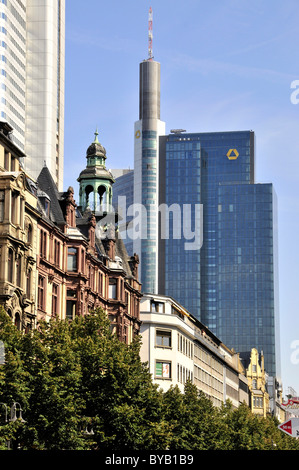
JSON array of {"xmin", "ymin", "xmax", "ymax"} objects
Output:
[{"xmin": 64, "ymin": 0, "xmax": 299, "ymax": 395}]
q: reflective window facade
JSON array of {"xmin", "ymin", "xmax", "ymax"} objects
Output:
[
  {"xmin": 159, "ymin": 131, "xmax": 279, "ymax": 377},
  {"xmin": 217, "ymin": 183, "xmax": 278, "ymax": 377},
  {"xmin": 112, "ymin": 169, "xmax": 134, "ymax": 256},
  {"xmin": 0, "ymin": 0, "xmax": 65, "ymax": 190},
  {"xmin": 160, "ymin": 136, "xmax": 202, "ymax": 314},
  {"xmin": 141, "ymin": 130, "xmax": 158, "ymax": 293}
]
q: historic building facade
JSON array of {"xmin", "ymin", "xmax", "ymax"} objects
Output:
[
  {"xmin": 0, "ymin": 125, "xmax": 142, "ymax": 343},
  {"xmin": 0, "ymin": 122, "xmax": 39, "ymax": 331},
  {"xmin": 240, "ymin": 348, "xmax": 270, "ymax": 418}
]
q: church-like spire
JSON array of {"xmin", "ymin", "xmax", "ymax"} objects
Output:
[
  {"xmin": 77, "ymin": 130, "xmax": 114, "ymax": 213},
  {"xmin": 94, "ymin": 127, "xmax": 99, "ymax": 143}
]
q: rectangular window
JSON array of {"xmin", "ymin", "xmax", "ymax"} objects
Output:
[
  {"xmin": 26, "ymin": 269, "xmax": 31, "ymax": 299},
  {"xmin": 11, "ymin": 156, "xmax": 15, "ymax": 171},
  {"xmin": 108, "ymin": 278, "xmax": 117, "ymax": 299},
  {"xmin": 16, "ymin": 255, "xmax": 21, "ymax": 287},
  {"xmin": 253, "ymin": 396, "xmax": 263, "ymax": 408},
  {"xmin": 151, "ymin": 301, "xmax": 164, "ymax": 313},
  {"xmin": 54, "ymin": 240, "xmax": 60, "ymax": 266},
  {"xmin": 66, "ymin": 300, "xmax": 76, "ymax": 319},
  {"xmin": 67, "ymin": 247, "xmax": 78, "ymax": 271},
  {"xmin": 52, "ymin": 284, "xmax": 59, "ymax": 316},
  {"xmin": 11, "ymin": 190, "xmax": 18, "ymax": 225},
  {"xmin": 156, "ymin": 330, "xmax": 172, "ymax": 348},
  {"xmin": 98, "ymin": 272, "xmax": 103, "ymax": 295},
  {"xmin": 155, "ymin": 361, "xmax": 171, "ymax": 379},
  {"xmin": 0, "ymin": 190, "xmax": 4, "ymax": 222},
  {"xmin": 66, "ymin": 289, "xmax": 76, "ymax": 320},
  {"xmin": 4, "ymin": 151, "xmax": 9, "ymax": 170},
  {"xmin": 8, "ymin": 248, "xmax": 13, "ymax": 283},
  {"xmin": 40, "ymin": 230, "xmax": 47, "ymax": 257},
  {"xmin": 38, "ymin": 276, "xmax": 45, "ymax": 310},
  {"xmin": 89, "ymin": 267, "xmax": 94, "ymax": 291}
]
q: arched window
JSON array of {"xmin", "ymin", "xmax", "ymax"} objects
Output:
[
  {"xmin": 11, "ymin": 190, "xmax": 19, "ymax": 225},
  {"xmin": 85, "ymin": 185, "xmax": 94, "ymax": 210},
  {"xmin": 98, "ymin": 185, "xmax": 107, "ymax": 211},
  {"xmin": 14, "ymin": 312, "xmax": 21, "ymax": 330},
  {"xmin": 27, "ymin": 223, "xmax": 32, "ymax": 244}
]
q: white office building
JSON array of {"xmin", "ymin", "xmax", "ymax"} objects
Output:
[
  {"xmin": 0, "ymin": 0, "xmax": 65, "ymax": 190},
  {"xmin": 140, "ymin": 293, "xmax": 249, "ymax": 408},
  {"xmin": 133, "ymin": 59, "xmax": 165, "ymax": 294}
]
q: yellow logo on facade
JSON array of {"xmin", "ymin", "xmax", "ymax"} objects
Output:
[
  {"xmin": 227, "ymin": 149, "xmax": 239, "ymax": 160},
  {"xmin": 135, "ymin": 130, "xmax": 141, "ymax": 139}
]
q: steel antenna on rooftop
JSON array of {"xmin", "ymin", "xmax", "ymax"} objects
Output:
[{"xmin": 148, "ymin": 7, "xmax": 153, "ymax": 60}]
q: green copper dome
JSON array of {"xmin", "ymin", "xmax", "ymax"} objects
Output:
[
  {"xmin": 86, "ymin": 129, "xmax": 106, "ymax": 161},
  {"xmin": 78, "ymin": 130, "xmax": 114, "ymax": 213}
]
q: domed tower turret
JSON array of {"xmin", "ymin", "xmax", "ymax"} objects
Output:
[{"xmin": 77, "ymin": 130, "xmax": 115, "ymax": 213}]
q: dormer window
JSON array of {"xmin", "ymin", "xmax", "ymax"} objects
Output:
[
  {"xmin": 44, "ymin": 198, "xmax": 50, "ymax": 216},
  {"xmin": 38, "ymin": 191, "xmax": 51, "ymax": 217}
]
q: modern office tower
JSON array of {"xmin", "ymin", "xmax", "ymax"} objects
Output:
[
  {"xmin": 158, "ymin": 130, "xmax": 280, "ymax": 379},
  {"xmin": 112, "ymin": 9, "xmax": 280, "ymax": 381},
  {"xmin": 0, "ymin": 0, "xmax": 65, "ymax": 190},
  {"xmin": 133, "ymin": 57, "xmax": 165, "ymax": 294},
  {"xmin": 112, "ymin": 169, "xmax": 134, "ymax": 257}
]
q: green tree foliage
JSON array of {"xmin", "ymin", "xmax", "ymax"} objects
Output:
[
  {"xmin": 0, "ymin": 306, "xmax": 163, "ymax": 450},
  {"xmin": 0, "ymin": 305, "xmax": 298, "ymax": 450}
]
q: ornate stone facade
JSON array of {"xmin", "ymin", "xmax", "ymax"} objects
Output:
[
  {"xmin": 0, "ymin": 124, "xmax": 142, "ymax": 343},
  {"xmin": 240, "ymin": 348, "xmax": 270, "ymax": 417},
  {"xmin": 0, "ymin": 122, "xmax": 39, "ymax": 331}
]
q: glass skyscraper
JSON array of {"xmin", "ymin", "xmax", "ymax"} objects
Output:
[
  {"xmin": 0, "ymin": 0, "xmax": 65, "ymax": 190},
  {"xmin": 112, "ymin": 40, "xmax": 280, "ymax": 380},
  {"xmin": 112, "ymin": 169, "xmax": 134, "ymax": 257},
  {"xmin": 158, "ymin": 131, "xmax": 280, "ymax": 378}
]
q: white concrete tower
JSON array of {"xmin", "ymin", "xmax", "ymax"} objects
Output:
[{"xmin": 133, "ymin": 7, "xmax": 165, "ymax": 293}]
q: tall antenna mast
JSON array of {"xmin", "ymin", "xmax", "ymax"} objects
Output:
[{"xmin": 148, "ymin": 7, "xmax": 153, "ymax": 60}]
